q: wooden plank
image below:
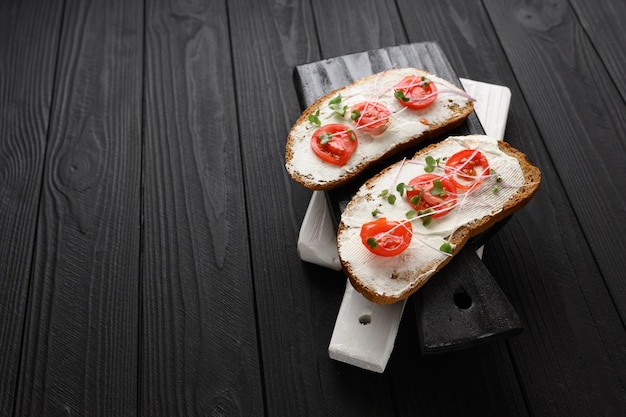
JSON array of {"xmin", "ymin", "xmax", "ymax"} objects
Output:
[
  {"xmin": 141, "ymin": 0, "xmax": 264, "ymax": 414},
  {"xmin": 396, "ymin": 0, "xmax": 626, "ymax": 415},
  {"xmin": 228, "ymin": 1, "xmax": 403, "ymax": 415},
  {"xmin": 0, "ymin": 0, "xmax": 63, "ymax": 415},
  {"xmin": 12, "ymin": 0, "xmax": 143, "ymax": 415},
  {"xmin": 567, "ymin": 0, "xmax": 626, "ymax": 101},
  {"xmin": 483, "ymin": 0, "xmax": 626, "ymax": 313}
]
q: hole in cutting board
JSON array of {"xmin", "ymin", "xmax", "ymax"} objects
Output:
[
  {"xmin": 359, "ymin": 314, "xmax": 372, "ymax": 325},
  {"xmin": 454, "ymin": 288, "xmax": 472, "ymax": 309}
]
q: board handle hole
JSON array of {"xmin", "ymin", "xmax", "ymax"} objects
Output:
[
  {"xmin": 359, "ymin": 314, "xmax": 372, "ymax": 325},
  {"xmin": 454, "ymin": 288, "xmax": 472, "ymax": 309}
]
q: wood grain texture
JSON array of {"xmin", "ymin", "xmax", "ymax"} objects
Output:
[
  {"xmin": 228, "ymin": 1, "xmax": 342, "ymax": 415},
  {"xmin": 483, "ymin": 0, "xmax": 626, "ymax": 315},
  {"xmin": 310, "ymin": 0, "xmax": 404, "ymax": 58},
  {"xmin": 565, "ymin": 0, "xmax": 626, "ymax": 101},
  {"xmin": 397, "ymin": 0, "xmax": 626, "ymax": 415},
  {"xmin": 13, "ymin": 0, "xmax": 143, "ymax": 415},
  {"xmin": 141, "ymin": 0, "xmax": 263, "ymax": 415},
  {"xmin": 0, "ymin": 1, "xmax": 63, "ymax": 415}
]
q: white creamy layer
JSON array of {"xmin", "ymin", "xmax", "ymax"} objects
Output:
[
  {"xmin": 337, "ymin": 135, "xmax": 524, "ymax": 298},
  {"xmin": 287, "ymin": 68, "xmax": 472, "ymax": 186}
]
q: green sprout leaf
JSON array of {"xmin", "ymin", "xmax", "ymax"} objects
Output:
[
  {"xmin": 424, "ymin": 155, "xmax": 440, "ymax": 173},
  {"xmin": 318, "ymin": 132, "xmax": 332, "ymax": 145},
  {"xmin": 371, "ymin": 208, "xmax": 380, "ymax": 217},
  {"xmin": 387, "ymin": 194, "xmax": 396, "ymax": 205},
  {"xmin": 329, "ymin": 94, "xmax": 347, "ymax": 117},
  {"xmin": 440, "ymin": 242, "xmax": 453, "ymax": 253},
  {"xmin": 366, "ymin": 237, "xmax": 378, "ymax": 249},
  {"xmin": 394, "ymin": 89, "xmax": 409, "ymax": 102},
  {"xmin": 308, "ymin": 109, "xmax": 321, "ymax": 126},
  {"xmin": 410, "ymin": 194, "xmax": 422, "ymax": 206},
  {"xmin": 422, "ymin": 216, "xmax": 432, "ymax": 227},
  {"xmin": 406, "ymin": 210, "xmax": 417, "ymax": 219},
  {"xmin": 379, "ymin": 189, "xmax": 389, "ymax": 197},
  {"xmin": 430, "ymin": 179, "xmax": 446, "ymax": 196},
  {"xmin": 350, "ymin": 109, "xmax": 361, "ymax": 121}
]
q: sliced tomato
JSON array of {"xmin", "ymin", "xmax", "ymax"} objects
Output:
[
  {"xmin": 350, "ymin": 101, "xmax": 391, "ymax": 135},
  {"xmin": 444, "ymin": 149, "xmax": 490, "ymax": 191},
  {"xmin": 360, "ymin": 217, "xmax": 413, "ymax": 257},
  {"xmin": 405, "ymin": 174, "xmax": 457, "ymax": 218},
  {"xmin": 394, "ymin": 75, "xmax": 438, "ymax": 110},
  {"xmin": 310, "ymin": 124, "xmax": 358, "ymax": 166}
]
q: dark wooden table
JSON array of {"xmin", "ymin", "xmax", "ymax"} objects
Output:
[{"xmin": 2, "ymin": 0, "xmax": 625, "ymax": 416}]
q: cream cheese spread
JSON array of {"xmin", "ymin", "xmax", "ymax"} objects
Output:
[
  {"xmin": 337, "ymin": 135, "xmax": 524, "ymax": 299},
  {"xmin": 286, "ymin": 68, "xmax": 473, "ymax": 187}
]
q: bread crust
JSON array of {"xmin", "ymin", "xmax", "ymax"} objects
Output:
[
  {"xmin": 285, "ymin": 68, "xmax": 475, "ymax": 190},
  {"xmin": 337, "ymin": 136, "xmax": 541, "ymax": 304}
]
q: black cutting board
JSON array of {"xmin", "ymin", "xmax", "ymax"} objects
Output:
[{"xmin": 293, "ymin": 42, "xmax": 523, "ymax": 353}]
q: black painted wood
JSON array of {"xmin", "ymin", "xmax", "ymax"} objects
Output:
[
  {"xmin": 12, "ymin": 0, "xmax": 143, "ymax": 415},
  {"xmin": 1, "ymin": 0, "xmax": 625, "ymax": 416},
  {"xmin": 395, "ymin": 0, "xmax": 626, "ymax": 415},
  {"xmin": 0, "ymin": 1, "xmax": 63, "ymax": 415},
  {"xmin": 141, "ymin": 0, "xmax": 264, "ymax": 415}
]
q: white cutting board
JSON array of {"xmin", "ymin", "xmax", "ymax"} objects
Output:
[{"xmin": 297, "ymin": 79, "xmax": 511, "ymax": 372}]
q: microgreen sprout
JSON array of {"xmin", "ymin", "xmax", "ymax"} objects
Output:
[
  {"xmin": 410, "ymin": 193, "xmax": 422, "ymax": 206},
  {"xmin": 387, "ymin": 194, "xmax": 397, "ymax": 205},
  {"xmin": 406, "ymin": 210, "xmax": 417, "ymax": 219},
  {"xmin": 329, "ymin": 94, "xmax": 347, "ymax": 117},
  {"xmin": 418, "ymin": 209, "xmax": 433, "ymax": 226},
  {"xmin": 396, "ymin": 182, "xmax": 413, "ymax": 196},
  {"xmin": 394, "ymin": 89, "xmax": 410, "ymax": 102},
  {"xmin": 430, "ymin": 179, "xmax": 446, "ymax": 196},
  {"xmin": 350, "ymin": 109, "xmax": 361, "ymax": 121},
  {"xmin": 318, "ymin": 132, "xmax": 332, "ymax": 145},
  {"xmin": 366, "ymin": 237, "xmax": 378, "ymax": 249},
  {"xmin": 424, "ymin": 155, "xmax": 440, "ymax": 173},
  {"xmin": 308, "ymin": 109, "xmax": 321, "ymax": 126},
  {"xmin": 440, "ymin": 242, "xmax": 453, "ymax": 254},
  {"xmin": 372, "ymin": 208, "xmax": 380, "ymax": 217}
]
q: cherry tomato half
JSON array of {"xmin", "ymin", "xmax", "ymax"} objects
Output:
[
  {"xmin": 310, "ymin": 124, "xmax": 358, "ymax": 166},
  {"xmin": 444, "ymin": 149, "xmax": 490, "ymax": 191},
  {"xmin": 360, "ymin": 217, "xmax": 413, "ymax": 257},
  {"xmin": 350, "ymin": 101, "xmax": 391, "ymax": 135},
  {"xmin": 405, "ymin": 174, "xmax": 457, "ymax": 218},
  {"xmin": 394, "ymin": 75, "xmax": 438, "ymax": 110}
]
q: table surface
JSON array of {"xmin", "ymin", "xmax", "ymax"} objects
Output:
[{"xmin": 1, "ymin": 0, "xmax": 625, "ymax": 416}]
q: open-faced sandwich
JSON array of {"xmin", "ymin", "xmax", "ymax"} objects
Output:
[
  {"xmin": 336, "ymin": 134, "xmax": 541, "ymax": 304},
  {"xmin": 285, "ymin": 68, "xmax": 475, "ymax": 190}
]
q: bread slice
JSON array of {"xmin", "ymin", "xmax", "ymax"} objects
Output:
[
  {"xmin": 336, "ymin": 135, "xmax": 541, "ymax": 304},
  {"xmin": 285, "ymin": 68, "xmax": 475, "ymax": 190}
]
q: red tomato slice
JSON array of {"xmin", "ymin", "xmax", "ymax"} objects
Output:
[
  {"xmin": 310, "ymin": 124, "xmax": 358, "ymax": 166},
  {"xmin": 444, "ymin": 149, "xmax": 490, "ymax": 191},
  {"xmin": 405, "ymin": 174, "xmax": 457, "ymax": 218},
  {"xmin": 350, "ymin": 101, "xmax": 391, "ymax": 135},
  {"xmin": 360, "ymin": 217, "xmax": 413, "ymax": 257},
  {"xmin": 394, "ymin": 75, "xmax": 438, "ymax": 110}
]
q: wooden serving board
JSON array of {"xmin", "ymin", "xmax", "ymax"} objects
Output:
[{"xmin": 293, "ymin": 42, "xmax": 523, "ymax": 367}]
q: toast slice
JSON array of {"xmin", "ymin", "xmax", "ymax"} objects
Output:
[
  {"xmin": 285, "ymin": 68, "xmax": 475, "ymax": 190},
  {"xmin": 336, "ymin": 135, "xmax": 541, "ymax": 304}
]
